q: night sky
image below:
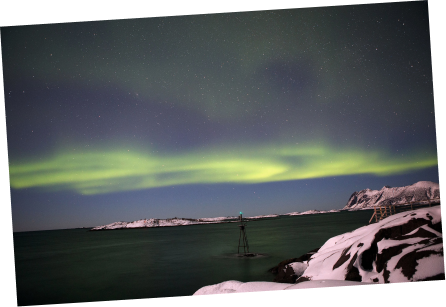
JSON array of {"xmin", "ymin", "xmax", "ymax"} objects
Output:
[{"xmin": 1, "ymin": 1, "xmax": 440, "ymax": 232}]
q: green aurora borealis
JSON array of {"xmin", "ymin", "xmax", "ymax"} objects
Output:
[
  {"xmin": 1, "ymin": 1, "xmax": 440, "ymax": 231},
  {"xmin": 9, "ymin": 142, "xmax": 437, "ymax": 195}
]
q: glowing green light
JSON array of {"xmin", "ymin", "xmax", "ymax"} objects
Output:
[{"xmin": 8, "ymin": 141, "xmax": 438, "ymax": 195}]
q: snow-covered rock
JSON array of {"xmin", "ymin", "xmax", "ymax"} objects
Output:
[
  {"xmin": 195, "ymin": 206, "xmax": 443, "ymax": 296},
  {"xmin": 268, "ymin": 248, "xmax": 319, "ymax": 283},
  {"xmin": 297, "ymin": 206, "xmax": 444, "ymax": 283},
  {"xmin": 344, "ymin": 181, "xmax": 440, "ymax": 210}
]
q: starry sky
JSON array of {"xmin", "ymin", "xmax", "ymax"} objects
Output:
[{"xmin": 1, "ymin": 1, "xmax": 439, "ymax": 232}]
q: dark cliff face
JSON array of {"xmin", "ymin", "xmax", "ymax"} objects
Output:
[
  {"xmin": 346, "ymin": 191, "xmax": 358, "ymax": 208},
  {"xmin": 345, "ymin": 189, "xmax": 374, "ymax": 208}
]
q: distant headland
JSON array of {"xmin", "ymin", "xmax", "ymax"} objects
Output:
[{"xmin": 90, "ymin": 181, "xmax": 439, "ymax": 231}]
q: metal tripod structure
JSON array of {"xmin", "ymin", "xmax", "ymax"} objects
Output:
[{"xmin": 237, "ymin": 212, "xmax": 249, "ymax": 255}]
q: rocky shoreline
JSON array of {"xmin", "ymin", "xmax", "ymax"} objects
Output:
[
  {"xmin": 269, "ymin": 206, "xmax": 444, "ymax": 284},
  {"xmin": 268, "ymin": 247, "xmax": 320, "ymax": 283}
]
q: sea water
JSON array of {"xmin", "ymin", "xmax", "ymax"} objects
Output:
[{"xmin": 13, "ymin": 210, "xmax": 372, "ymax": 305}]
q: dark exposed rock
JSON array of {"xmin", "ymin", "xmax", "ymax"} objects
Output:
[
  {"xmin": 273, "ymin": 265, "xmax": 298, "ymax": 283},
  {"xmin": 362, "ymin": 215, "xmax": 440, "ymax": 273},
  {"xmin": 333, "ymin": 245, "xmax": 353, "ymax": 270},
  {"xmin": 269, "ymin": 247, "xmax": 319, "ymax": 283},
  {"xmin": 361, "ymin": 242, "xmax": 378, "ymax": 271},
  {"xmin": 397, "ymin": 227, "xmax": 438, "ymax": 240},
  {"xmin": 348, "ymin": 192, "xmax": 358, "ymax": 207},
  {"xmin": 264, "ymin": 203, "xmax": 442, "ymax": 289},
  {"xmin": 383, "ymin": 268, "xmax": 391, "ymax": 283},
  {"xmin": 268, "ymin": 258, "xmax": 300, "ymax": 275},
  {"xmin": 272, "ymin": 207, "xmax": 443, "ymax": 285},
  {"xmin": 372, "ymin": 214, "xmax": 443, "ymax": 283},
  {"xmin": 345, "ymin": 255, "xmax": 361, "ymax": 282},
  {"xmin": 376, "ymin": 244, "xmax": 411, "ymax": 273},
  {"xmin": 396, "ymin": 248, "xmax": 444, "ymax": 279},
  {"xmin": 374, "ymin": 217, "xmax": 433, "ymax": 241},
  {"xmin": 268, "ymin": 247, "xmax": 319, "ymax": 274}
]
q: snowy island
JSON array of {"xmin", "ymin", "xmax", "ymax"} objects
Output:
[{"xmin": 90, "ymin": 210, "xmax": 341, "ymax": 230}]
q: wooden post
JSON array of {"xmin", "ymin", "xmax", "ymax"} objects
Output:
[{"xmin": 369, "ymin": 211, "xmax": 377, "ymax": 224}]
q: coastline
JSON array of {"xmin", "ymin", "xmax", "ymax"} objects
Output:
[
  {"xmin": 90, "ymin": 209, "xmax": 343, "ymax": 231},
  {"xmin": 194, "ymin": 205, "xmax": 444, "ymax": 295}
]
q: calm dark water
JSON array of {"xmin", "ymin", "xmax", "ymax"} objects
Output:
[{"xmin": 13, "ymin": 210, "xmax": 372, "ymax": 306}]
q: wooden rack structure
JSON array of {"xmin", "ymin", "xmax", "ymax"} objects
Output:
[{"xmin": 369, "ymin": 197, "xmax": 440, "ymax": 224}]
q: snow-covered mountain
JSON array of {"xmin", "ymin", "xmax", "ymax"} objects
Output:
[{"xmin": 344, "ymin": 181, "xmax": 440, "ymax": 210}]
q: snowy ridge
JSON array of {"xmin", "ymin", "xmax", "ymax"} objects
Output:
[
  {"xmin": 245, "ymin": 214, "xmax": 280, "ymax": 220},
  {"xmin": 344, "ymin": 181, "xmax": 440, "ymax": 210},
  {"xmin": 91, "ymin": 216, "xmax": 237, "ymax": 230},
  {"xmin": 285, "ymin": 209, "xmax": 340, "ymax": 216},
  {"xmin": 90, "ymin": 210, "xmax": 341, "ymax": 230}
]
